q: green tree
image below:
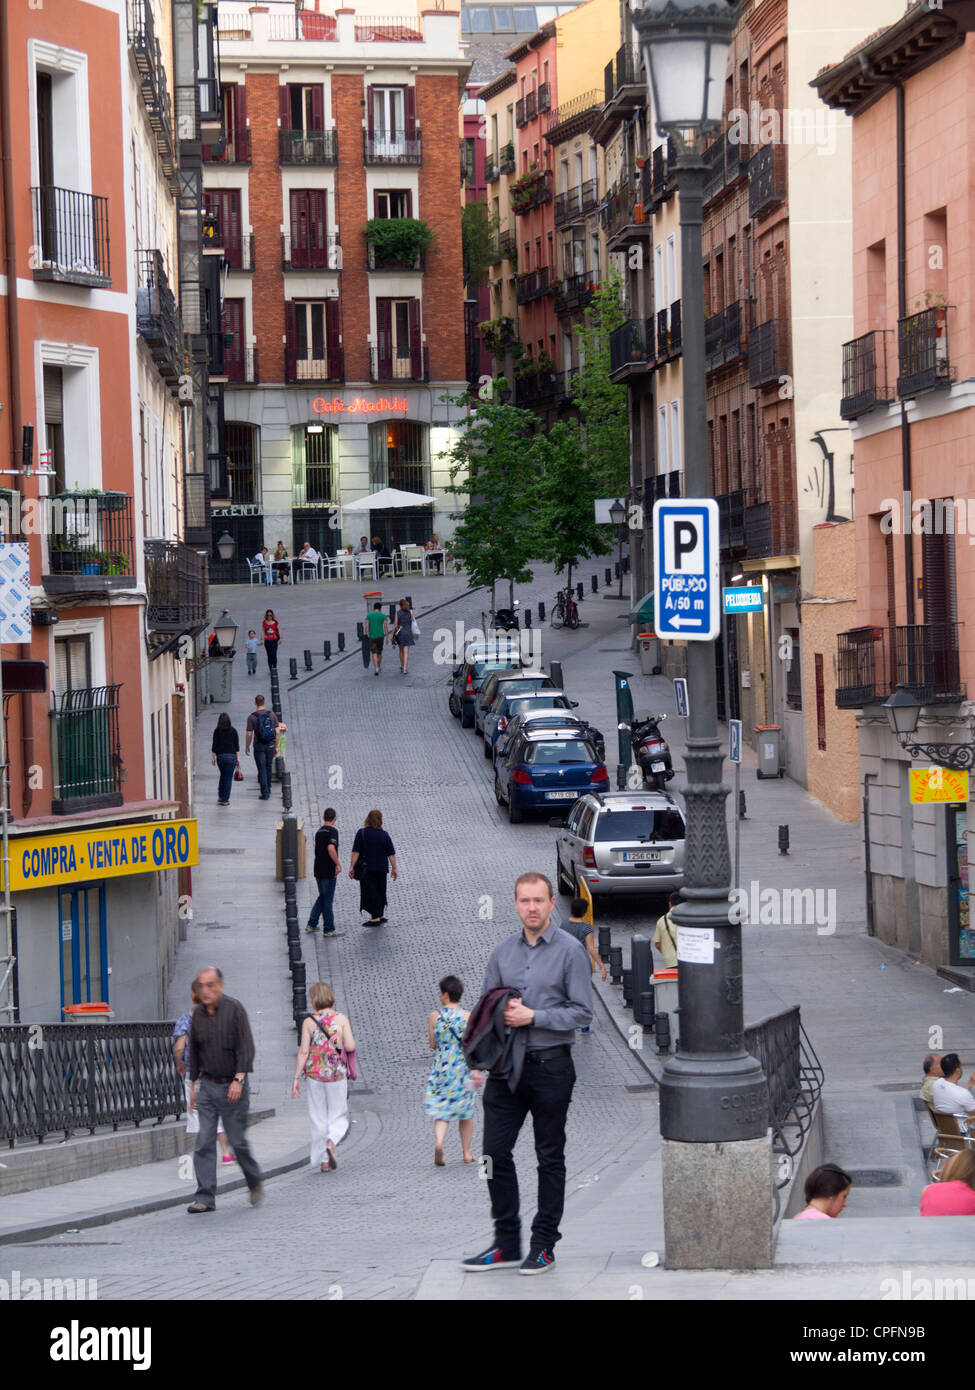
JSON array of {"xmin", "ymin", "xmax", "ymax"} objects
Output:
[
  {"xmin": 441, "ymin": 382, "xmax": 540, "ymax": 611},
  {"xmin": 532, "ymin": 419, "xmax": 613, "ymax": 597},
  {"xmin": 461, "ymin": 202, "xmax": 495, "ymax": 292},
  {"xmin": 571, "ymin": 270, "xmax": 629, "ymax": 496}
]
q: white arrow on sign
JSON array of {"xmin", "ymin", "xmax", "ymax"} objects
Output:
[{"xmin": 670, "ymin": 615, "xmax": 704, "ymax": 628}]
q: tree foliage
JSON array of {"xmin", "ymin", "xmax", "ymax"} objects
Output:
[
  {"xmin": 571, "ymin": 270, "xmax": 630, "ymax": 497},
  {"xmin": 532, "ymin": 420, "xmax": 614, "ymax": 591},
  {"xmin": 461, "ymin": 202, "xmax": 495, "ymax": 292}
]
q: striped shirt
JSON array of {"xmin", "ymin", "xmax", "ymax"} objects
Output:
[{"xmin": 188, "ymin": 995, "xmax": 255, "ymax": 1082}]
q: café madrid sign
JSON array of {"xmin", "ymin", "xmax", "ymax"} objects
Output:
[{"xmin": 312, "ymin": 394, "xmax": 409, "ymax": 416}]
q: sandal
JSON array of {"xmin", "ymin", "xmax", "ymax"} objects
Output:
[
  {"xmin": 320, "ymin": 1162, "xmax": 330, "ymax": 1173},
  {"xmin": 327, "ymin": 1147, "xmax": 338, "ymax": 1171}
]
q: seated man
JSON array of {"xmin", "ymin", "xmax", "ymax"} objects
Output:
[
  {"xmin": 931, "ymin": 1052, "xmax": 975, "ymax": 1121},
  {"xmin": 298, "ymin": 541, "xmax": 320, "ymax": 572},
  {"xmin": 252, "ymin": 547, "xmax": 272, "ymax": 584},
  {"xmin": 353, "ymin": 535, "xmax": 370, "ymax": 555},
  {"xmin": 921, "ymin": 1052, "xmax": 943, "ymax": 1108}
]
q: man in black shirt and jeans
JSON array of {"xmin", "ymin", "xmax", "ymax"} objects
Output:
[
  {"xmin": 307, "ymin": 808, "xmax": 343, "ymax": 936},
  {"xmin": 186, "ymin": 965, "xmax": 264, "ymax": 1213}
]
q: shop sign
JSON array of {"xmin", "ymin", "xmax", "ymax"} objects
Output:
[
  {"xmin": 909, "ymin": 769, "xmax": 969, "ymax": 805},
  {"xmin": 6, "ymin": 818, "xmax": 199, "ymax": 891},
  {"xmin": 311, "ymin": 395, "xmax": 409, "ymax": 416}
]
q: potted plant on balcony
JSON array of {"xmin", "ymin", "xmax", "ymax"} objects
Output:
[
  {"xmin": 56, "ymin": 485, "xmax": 128, "ymax": 512},
  {"xmin": 511, "ymin": 166, "xmax": 548, "ymax": 213},
  {"xmin": 479, "ymin": 317, "xmax": 518, "ymax": 358},
  {"xmin": 365, "ymin": 217, "xmax": 436, "ymax": 270}
]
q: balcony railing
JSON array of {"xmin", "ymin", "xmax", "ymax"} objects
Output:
[
  {"xmin": 499, "ymin": 142, "xmax": 516, "ymax": 174},
  {"xmin": 744, "ymin": 499, "xmax": 798, "ymax": 559},
  {"xmin": 645, "ymin": 470, "xmax": 682, "ymax": 506},
  {"xmin": 370, "ymin": 343, "xmax": 428, "ymax": 382},
  {"xmin": 894, "ymin": 622, "xmax": 964, "ymax": 705},
  {"xmin": 604, "ymin": 44, "xmax": 641, "ymax": 103},
  {"xmin": 649, "ymin": 140, "xmax": 677, "ymax": 210},
  {"xmin": 366, "ymin": 238, "xmax": 423, "ymax": 272},
  {"xmin": 184, "ymin": 473, "xmax": 211, "ymax": 547},
  {"xmin": 144, "ymin": 540, "xmax": 209, "ymax": 636},
  {"xmin": 128, "ymin": 0, "xmax": 177, "ymax": 183},
  {"xmin": 363, "ymin": 130, "xmax": 422, "ymax": 165},
  {"xmin": 489, "ymin": 230, "xmax": 517, "ymax": 265},
  {"xmin": 516, "ymin": 266, "xmax": 551, "ymax": 304},
  {"xmin": 717, "ymin": 489, "xmax": 747, "ymax": 553},
  {"xmin": 485, "ymin": 151, "xmax": 500, "ymax": 183},
  {"xmin": 896, "ymin": 306, "xmax": 952, "ymax": 398},
  {"xmin": 285, "ymin": 342, "xmax": 344, "ymax": 385},
  {"xmin": 279, "ymin": 128, "xmax": 338, "ymax": 164},
  {"xmin": 749, "ymin": 319, "xmax": 790, "ymax": 389},
  {"xmin": 601, "ymin": 177, "xmax": 633, "ymax": 238},
  {"xmin": 609, "ymin": 319, "xmax": 652, "ymax": 378},
  {"xmin": 835, "ymin": 627, "xmax": 887, "ymax": 709},
  {"xmin": 555, "ymin": 272, "xmax": 594, "ymax": 315},
  {"xmin": 201, "ymin": 214, "xmax": 254, "ymax": 271},
  {"xmin": 554, "ymin": 369, "xmax": 578, "ymax": 403},
  {"xmin": 355, "ymin": 16, "xmax": 423, "ymax": 40},
  {"xmin": 44, "ymin": 494, "xmax": 136, "ymax": 592},
  {"xmin": 841, "ymin": 330, "xmax": 892, "ymax": 420},
  {"xmin": 31, "ymin": 187, "xmax": 111, "ymax": 288},
  {"xmin": 554, "ymin": 180, "xmax": 597, "ymax": 227},
  {"xmin": 512, "ymin": 168, "xmax": 553, "ymax": 215},
  {"xmin": 282, "ymin": 233, "xmax": 342, "ymax": 271},
  {"xmin": 705, "ymin": 301, "xmax": 743, "ymax": 373},
  {"xmin": 51, "ymin": 685, "xmax": 123, "ymax": 812},
  {"xmin": 226, "ymin": 345, "xmax": 258, "ymax": 385},
  {"xmin": 210, "ymin": 455, "xmax": 259, "ymax": 505},
  {"xmin": 514, "ymin": 370, "xmax": 557, "ymax": 406},
  {"xmin": 749, "ymin": 142, "xmax": 787, "ymax": 221},
  {"xmin": 136, "ymin": 250, "xmax": 183, "ymax": 390},
  {"xmin": 703, "ymin": 129, "xmax": 750, "ymax": 204},
  {"xmin": 203, "ymin": 127, "xmax": 251, "ymax": 163},
  {"xmin": 656, "ymin": 300, "xmax": 682, "ymax": 360}
]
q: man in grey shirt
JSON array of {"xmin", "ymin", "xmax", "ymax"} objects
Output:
[{"xmin": 462, "ymin": 871, "xmax": 592, "ymax": 1277}]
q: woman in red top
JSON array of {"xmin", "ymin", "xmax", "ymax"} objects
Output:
[
  {"xmin": 262, "ymin": 609, "xmax": 281, "ymax": 672},
  {"xmin": 921, "ymin": 1147, "xmax": 975, "ymax": 1215}
]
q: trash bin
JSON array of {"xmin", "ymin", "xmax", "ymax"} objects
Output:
[
  {"xmin": 63, "ymin": 1002, "xmax": 114, "ymax": 1020},
  {"xmin": 209, "ymin": 655, "xmax": 233, "ymax": 703},
  {"xmin": 651, "ymin": 969, "xmax": 678, "ymax": 1053},
  {"xmin": 637, "ymin": 631, "xmax": 660, "ymax": 676},
  {"xmin": 755, "ymin": 724, "xmax": 782, "ymax": 779}
]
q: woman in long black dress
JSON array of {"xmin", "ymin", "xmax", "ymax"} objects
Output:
[{"xmin": 349, "ymin": 809, "xmax": 397, "ymax": 926}]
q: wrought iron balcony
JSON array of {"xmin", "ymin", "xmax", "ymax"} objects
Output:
[
  {"xmin": 485, "ymin": 151, "xmax": 501, "ymax": 183},
  {"xmin": 136, "ymin": 250, "xmax": 183, "ymax": 391},
  {"xmin": 282, "ymin": 233, "xmax": 342, "ymax": 271},
  {"xmin": 894, "ymin": 622, "xmax": 964, "ymax": 705},
  {"xmin": 144, "ymin": 540, "xmax": 209, "ymax": 638},
  {"xmin": 609, "ymin": 319, "xmax": 652, "ymax": 380},
  {"xmin": 744, "ymin": 499, "xmax": 798, "ymax": 559},
  {"xmin": 512, "ymin": 168, "xmax": 552, "ymax": 215},
  {"xmin": 366, "ymin": 237, "xmax": 423, "ymax": 272},
  {"xmin": 363, "ymin": 130, "xmax": 421, "ymax": 166},
  {"xmin": 203, "ymin": 128, "xmax": 251, "ymax": 163},
  {"xmin": 226, "ymin": 345, "xmax": 258, "ymax": 385},
  {"xmin": 286, "ymin": 340, "xmax": 344, "ymax": 385},
  {"xmin": 499, "ymin": 142, "xmax": 516, "ymax": 175},
  {"xmin": 537, "ymin": 83, "xmax": 551, "ymax": 114},
  {"xmin": 554, "ymin": 272, "xmax": 594, "ymax": 315},
  {"xmin": 656, "ymin": 300, "xmax": 682, "ymax": 360},
  {"xmin": 370, "ymin": 343, "xmax": 428, "ymax": 382},
  {"xmin": 50, "ymin": 684, "xmax": 123, "ymax": 812},
  {"xmin": 44, "ymin": 493, "xmax": 136, "ymax": 593},
  {"xmin": 749, "ymin": 318, "xmax": 790, "ymax": 389},
  {"xmin": 128, "ymin": 0, "xmax": 177, "ymax": 183},
  {"xmin": 183, "ymin": 473, "xmax": 211, "ymax": 548},
  {"xmin": 705, "ymin": 301, "xmax": 743, "ymax": 373},
  {"xmin": 279, "ymin": 128, "xmax": 338, "ymax": 164},
  {"xmin": 840, "ymin": 330, "xmax": 892, "ymax": 419},
  {"xmin": 604, "ymin": 44, "xmax": 642, "ymax": 104},
  {"xmin": 649, "ymin": 140, "xmax": 677, "ymax": 211},
  {"xmin": 646, "ymin": 470, "xmax": 682, "ymax": 505},
  {"xmin": 516, "ymin": 266, "xmax": 551, "ymax": 304},
  {"xmin": 201, "ymin": 213, "xmax": 254, "ymax": 271},
  {"xmin": 514, "ymin": 369, "xmax": 557, "ymax": 406},
  {"xmin": 749, "ymin": 142, "xmax": 787, "ymax": 221},
  {"xmin": 896, "ymin": 306, "xmax": 952, "ymax": 398},
  {"xmin": 554, "ymin": 187, "xmax": 582, "ymax": 225},
  {"xmin": 717, "ymin": 490, "xmax": 747, "ymax": 553},
  {"xmin": 489, "ymin": 230, "xmax": 517, "ymax": 265},
  {"xmin": 31, "ymin": 187, "xmax": 111, "ymax": 288},
  {"xmin": 836, "ymin": 627, "xmax": 888, "ymax": 709},
  {"xmin": 704, "ymin": 130, "xmax": 747, "ymax": 204}
]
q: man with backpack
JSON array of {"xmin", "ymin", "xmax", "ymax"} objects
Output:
[{"xmin": 244, "ymin": 695, "xmax": 281, "ymax": 800}]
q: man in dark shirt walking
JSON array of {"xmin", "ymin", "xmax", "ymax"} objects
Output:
[
  {"xmin": 306, "ymin": 808, "xmax": 343, "ymax": 936},
  {"xmin": 245, "ymin": 695, "xmax": 280, "ymax": 800},
  {"xmin": 462, "ymin": 872, "xmax": 592, "ymax": 1276},
  {"xmin": 186, "ymin": 966, "xmax": 264, "ymax": 1213}
]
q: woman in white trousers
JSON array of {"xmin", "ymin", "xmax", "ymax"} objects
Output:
[{"xmin": 292, "ymin": 980, "xmax": 355, "ymax": 1171}]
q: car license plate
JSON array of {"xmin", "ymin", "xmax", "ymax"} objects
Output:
[
  {"xmin": 546, "ymin": 791, "xmax": 577, "ymax": 800},
  {"xmin": 651, "ymin": 761, "xmax": 666, "ymax": 772},
  {"xmin": 623, "ymin": 850, "xmax": 661, "ymax": 862}
]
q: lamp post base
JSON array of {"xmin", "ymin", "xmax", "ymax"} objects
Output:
[{"xmin": 662, "ymin": 1132, "xmax": 774, "ymax": 1269}]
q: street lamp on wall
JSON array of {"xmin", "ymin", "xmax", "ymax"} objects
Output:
[
  {"xmin": 216, "ymin": 531, "xmax": 236, "ymax": 562},
  {"xmin": 609, "ymin": 497, "xmax": 626, "ymax": 599},
  {"xmin": 882, "ymin": 683, "xmax": 975, "ymax": 772}
]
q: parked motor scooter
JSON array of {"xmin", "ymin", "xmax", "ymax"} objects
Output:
[
  {"xmin": 492, "ymin": 600, "xmax": 520, "ymax": 631},
  {"xmin": 630, "ymin": 711, "xmax": 674, "ymax": 790}
]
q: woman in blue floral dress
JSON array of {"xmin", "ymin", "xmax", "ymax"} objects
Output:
[{"xmin": 424, "ymin": 975, "xmax": 475, "ymax": 1166}]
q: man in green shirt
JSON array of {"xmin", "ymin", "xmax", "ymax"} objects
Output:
[{"xmin": 365, "ymin": 602, "xmax": 389, "ymax": 675}]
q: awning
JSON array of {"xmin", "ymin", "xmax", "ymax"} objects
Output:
[{"xmin": 627, "ymin": 590, "xmax": 654, "ymax": 625}]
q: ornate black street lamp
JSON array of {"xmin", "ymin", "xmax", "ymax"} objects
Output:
[{"xmin": 883, "ymin": 684, "xmax": 975, "ymax": 771}]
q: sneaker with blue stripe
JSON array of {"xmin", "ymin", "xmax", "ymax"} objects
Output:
[
  {"xmin": 460, "ymin": 1244, "xmax": 522, "ymax": 1272},
  {"xmin": 520, "ymin": 1248, "xmax": 555, "ymax": 1275}
]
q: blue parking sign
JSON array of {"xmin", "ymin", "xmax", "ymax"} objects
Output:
[
  {"xmin": 652, "ymin": 500, "xmax": 720, "ymax": 641},
  {"xmin": 729, "ymin": 718, "xmax": 742, "ymax": 764}
]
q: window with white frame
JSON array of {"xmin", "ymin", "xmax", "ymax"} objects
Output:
[
  {"xmin": 657, "ymin": 405, "xmax": 668, "ymax": 477},
  {"xmin": 669, "ymin": 400, "xmax": 682, "ymax": 475}
]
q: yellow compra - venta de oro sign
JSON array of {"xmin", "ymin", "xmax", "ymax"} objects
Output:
[{"xmin": 4, "ymin": 818, "xmax": 199, "ymax": 891}]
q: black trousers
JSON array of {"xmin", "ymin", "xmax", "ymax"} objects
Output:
[
  {"xmin": 193, "ymin": 1078, "xmax": 263, "ymax": 1206},
  {"xmin": 359, "ymin": 869, "xmax": 387, "ymax": 918},
  {"xmin": 482, "ymin": 1052, "xmax": 575, "ymax": 1255}
]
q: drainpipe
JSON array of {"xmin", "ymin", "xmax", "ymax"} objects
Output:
[
  {"xmin": 862, "ymin": 771, "xmax": 877, "ymax": 937},
  {"xmin": 0, "ymin": 3, "xmax": 33, "ymax": 819}
]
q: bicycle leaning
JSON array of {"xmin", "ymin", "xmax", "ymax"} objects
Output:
[{"xmin": 550, "ymin": 587, "xmax": 580, "ymax": 629}]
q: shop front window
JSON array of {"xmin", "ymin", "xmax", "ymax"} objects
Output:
[
  {"xmin": 59, "ymin": 883, "xmax": 108, "ymax": 1012},
  {"xmin": 949, "ymin": 805, "xmax": 973, "ymax": 963}
]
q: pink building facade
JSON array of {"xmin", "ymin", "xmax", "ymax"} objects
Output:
[{"xmin": 510, "ymin": 26, "xmax": 558, "ymax": 376}]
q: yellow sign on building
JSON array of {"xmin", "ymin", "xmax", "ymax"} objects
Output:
[
  {"xmin": 5, "ymin": 819, "xmax": 199, "ymax": 891},
  {"xmin": 909, "ymin": 769, "xmax": 970, "ymax": 805}
]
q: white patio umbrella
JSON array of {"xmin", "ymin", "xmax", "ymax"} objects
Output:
[{"xmin": 341, "ymin": 487, "xmax": 437, "ymax": 558}]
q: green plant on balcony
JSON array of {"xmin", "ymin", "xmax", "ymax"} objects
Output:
[
  {"xmin": 364, "ymin": 217, "xmax": 436, "ymax": 268},
  {"xmin": 511, "ymin": 166, "xmax": 548, "ymax": 212},
  {"xmin": 480, "ymin": 316, "xmax": 518, "ymax": 358}
]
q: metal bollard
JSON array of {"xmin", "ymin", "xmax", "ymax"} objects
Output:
[
  {"xmin": 609, "ymin": 945, "xmax": 623, "ymax": 983},
  {"xmin": 292, "ymin": 960, "xmax": 306, "ymax": 987},
  {"xmin": 622, "ymin": 968, "xmax": 633, "ymax": 1009},
  {"xmin": 286, "ymin": 922, "xmax": 299, "ymax": 947},
  {"xmin": 605, "ymin": 568, "xmax": 612, "ymax": 586},
  {"xmin": 282, "ymin": 771, "xmax": 293, "ymax": 811},
  {"xmin": 304, "ymin": 650, "xmax": 313, "ymax": 670},
  {"xmin": 338, "ymin": 633, "xmax": 345, "ymax": 652},
  {"xmin": 289, "ymin": 657, "xmax": 298, "ymax": 680},
  {"xmin": 323, "ymin": 640, "xmax": 331, "ymax": 661},
  {"xmin": 778, "ymin": 824, "xmax": 790, "ymax": 855},
  {"xmin": 638, "ymin": 990, "xmax": 655, "ymax": 1029},
  {"xmin": 591, "ymin": 574, "xmax": 598, "ymax": 593},
  {"xmin": 623, "ymin": 555, "xmax": 630, "ymax": 575},
  {"xmin": 388, "ymin": 605, "xmax": 396, "ymax": 622},
  {"xmin": 357, "ymin": 621, "xmax": 364, "ymax": 641},
  {"xmin": 655, "ymin": 1012, "xmax": 671, "ymax": 1053},
  {"xmin": 282, "ymin": 857, "xmax": 295, "ymax": 880},
  {"xmin": 631, "ymin": 935, "xmax": 652, "ymax": 1019},
  {"xmin": 288, "ymin": 941, "xmax": 301, "ymax": 967},
  {"xmin": 523, "ymin": 610, "xmax": 531, "ymax": 628},
  {"xmin": 292, "ymin": 986, "xmax": 307, "ymax": 1014},
  {"xmin": 739, "ymin": 790, "xmax": 747, "ymax": 819},
  {"xmin": 614, "ymin": 561, "xmax": 620, "ymax": 579},
  {"xmin": 282, "ymin": 816, "xmax": 299, "ymax": 871},
  {"xmin": 598, "ymin": 925, "xmax": 611, "ymax": 962},
  {"xmin": 576, "ymin": 582, "xmax": 583, "ymax": 601},
  {"xmin": 538, "ymin": 600, "xmax": 545, "ymax": 621}
]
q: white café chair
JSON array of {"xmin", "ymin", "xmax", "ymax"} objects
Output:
[
  {"xmin": 247, "ymin": 557, "xmax": 271, "ymax": 586},
  {"xmin": 294, "ymin": 555, "xmax": 323, "ymax": 583},
  {"xmin": 402, "ymin": 544, "xmax": 425, "ymax": 575},
  {"xmin": 325, "ymin": 549, "xmax": 349, "ymax": 580},
  {"xmin": 355, "ymin": 550, "xmax": 377, "ymax": 580}
]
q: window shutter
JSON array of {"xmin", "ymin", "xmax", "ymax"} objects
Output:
[
  {"xmin": 236, "ymin": 82, "xmax": 247, "ymax": 132},
  {"xmin": 310, "ymin": 189, "xmax": 326, "ymax": 251},
  {"xmin": 43, "ymin": 365, "xmax": 63, "ymax": 424},
  {"xmin": 409, "ymin": 298, "xmax": 422, "ymax": 375},
  {"xmin": 404, "ymin": 84, "xmax": 416, "ymax": 136},
  {"xmin": 285, "ymin": 300, "xmax": 297, "ymax": 380},
  {"xmin": 406, "ymin": 189, "xmax": 413, "ymax": 217},
  {"xmin": 366, "ymin": 84, "xmax": 375, "ymax": 136},
  {"xmin": 310, "ymin": 84, "xmax": 324, "ymax": 132},
  {"xmin": 373, "ymin": 189, "xmax": 383, "ymax": 218},
  {"xmin": 290, "ymin": 189, "xmax": 307, "ymax": 257},
  {"xmin": 325, "ymin": 299, "xmax": 340, "ymax": 378},
  {"xmin": 376, "ymin": 297, "xmax": 392, "ymax": 374},
  {"xmin": 279, "ymin": 84, "xmax": 290, "ymax": 128}
]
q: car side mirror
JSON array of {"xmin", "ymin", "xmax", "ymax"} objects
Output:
[
  {"xmin": 548, "ymin": 816, "xmax": 567, "ymax": 828},
  {"xmin": 570, "ymin": 700, "xmax": 579, "ymax": 708}
]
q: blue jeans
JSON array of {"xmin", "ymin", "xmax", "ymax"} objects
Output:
[
  {"xmin": 254, "ymin": 743, "xmax": 274, "ymax": 797},
  {"xmin": 308, "ymin": 875, "xmax": 337, "ymax": 932},
  {"xmin": 216, "ymin": 753, "xmax": 237, "ymax": 803}
]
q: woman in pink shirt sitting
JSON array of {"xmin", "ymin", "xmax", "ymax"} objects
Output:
[
  {"xmin": 921, "ymin": 1148, "xmax": 975, "ymax": 1216},
  {"xmin": 794, "ymin": 1163, "xmax": 852, "ymax": 1220}
]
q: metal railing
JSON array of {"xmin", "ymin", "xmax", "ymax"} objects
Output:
[
  {"xmin": 370, "ymin": 343, "xmax": 428, "ymax": 382},
  {"xmin": 145, "ymin": 540, "xmax": 208, "ymax": 634},
  {"xmin": 894, "ymin": 621, "xmax": 965, "ymax": 704},
  {"xmin": 744, "ymin": 499, "xmax": 798, "ymax": 559},
  {"xmin": 366, "ymin": 238, "xmax": 422, "ymax": 271},
  {"xmin": 897, "ymin": 306, "xmax": 952, "ymax": 398},
  {"xmin": 841, "ymin": 330, "xmax": 892, "ymax": 419},
  {"xmin": 31, "ymin": 186, "xmax": 111, "ymax": 288},
  {"xmin": 279, "ymin": 128, "xmax": 338, "ymax": 164},
  {"xmin": 555, "ymin": 271, "xmax": 594, "ymax": 315},
  {"xmin": 136, "ymin": 250, "xmax": 183, "ymax": 389},
  {"xmin": 743, "ymin": 1007, "xmax": 823, "ymax": 1193},
  {"xmin": 516, "ymin": 265, "xmax": 551, "ymax": 304},
  {"xmin": 355, "ymin": 15, "xmax": 423, "ymax": 39},
  {"xmin": 203, "ymin": 126, "xmax": 251, "ymax": 163},
  {"xmin": 128, "ymin": 0, "xmax": 177, "ymax": 182},
  {"xmin": 749, "ymin": 318, "xmax": 790, "ymax": 389},
  {"xmin": 0, "ymin": 1022, "xmax": 183, "ymax": 1145},
  {"xmin": 282, "ymin": 232, "xmax": 342, "ymax": 271},
  {"xmin": 46, "ymin": 494, "xmax": 135, "ymax": 579},
  {"xmin": 485, "ymin": 150, "xmax": 500, "ymax": 182},
  {"xmin": 544, "ymin": 89, "xmax": 602, "ymax": 137},
  {"xmin": 649, "ymin": 140, "xmax": 677, "ymax": 208},
  {"xmin": 285, "ymin": 341, "xmax": 344, "ymax": 385},
  {"xmin": 514, "ymin": 370, "xmax": 557, "ymax": 406},
  {"xmin": 836, "ymin": 627, "xmax": 887, "ymax": 708},
  {"xmin": 226, "ymin": 345, "xmax": 258, "ymax": 385},
  {"xmin": 749, "ymin": 141, "xmax": 787, "ymax": 221},
  {"xmin": 489, "ymin": 230, "xmax": 517, "ymax": 264},
  {"xmin": 512, "ymin": 168, "xmax": 552, "ymax": 214},
  {"xmin": 369, "ymin": 461, "xmax": 431, "ymax": 494},
  {"xmin": 51, "ymin": 684, "xmax": 123, "ymax": 807},
  {"xmin": 717, "ymin": 489, "xmax": 747, "ymax": 552},
  {"xmin": 499, "ymin": 142, "xmax": 516, "ymax": 174},
  {"xmin": 656, "ymin": 300, "xmax": 682, "ymax": 359},
  {"xmin": 645, "ymin": 469, "xmax": 681, "ymax": 504},
  {"xmin": 604, "ymin": 43, "xmax": 641, "ymax": 102},
  {"xmin": 705, "ymin": 301, "xmax": 742, "ymax": 373},
  {"xmin": 363, "ymin": 130, "xmax": 422, "ymax": 165},
  {"xmin": 609, "ymin": 318, "xmax": 650, "ymax": 375}
]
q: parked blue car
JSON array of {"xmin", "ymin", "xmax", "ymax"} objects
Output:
[
  {"xmin": 494, "ymin": 728, "xmax": 609, "ymax": 824},
  {"xmin": 481, "ymin": 690, "xmax": 576, "ymax": 759}
]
